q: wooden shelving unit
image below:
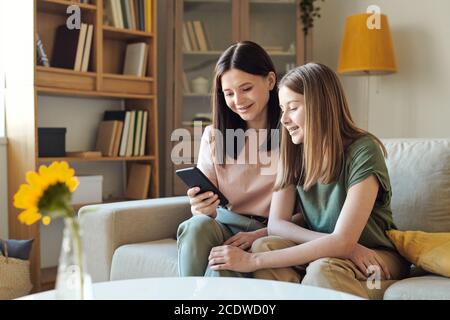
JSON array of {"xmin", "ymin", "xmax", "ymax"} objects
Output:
[{"xmin": 6, "ymin": 0, "xmax": 159, "ymax": 292}]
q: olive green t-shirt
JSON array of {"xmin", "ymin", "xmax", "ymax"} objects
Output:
[{"xmin": 297, "ymin": 135, "xmax": 397, "ymax": 250}]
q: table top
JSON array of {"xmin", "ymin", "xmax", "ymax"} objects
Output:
[{"xmin": 19, "ymin": 277, "xmax": 363, "ymax": 300}]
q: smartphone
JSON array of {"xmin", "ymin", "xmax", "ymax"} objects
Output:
[{"xmin": 175, "ymin": 166, "xmax": 229, "ymax": 207}]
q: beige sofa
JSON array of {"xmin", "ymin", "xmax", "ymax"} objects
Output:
[{"xmin": 79, "ymin": 139, "xmax": 450, "ymax": 299}]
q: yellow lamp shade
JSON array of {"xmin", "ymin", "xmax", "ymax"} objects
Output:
[{"xmin": 338, "ymin": 13, "xmax": 397, "ymax": 75}]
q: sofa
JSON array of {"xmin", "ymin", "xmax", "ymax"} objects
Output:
[{"xmin": 79, "ymin": 139, "xmax": 450, "ymax": 299}]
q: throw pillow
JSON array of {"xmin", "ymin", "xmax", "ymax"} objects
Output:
[
  {"xmin": 0, "ymin": 239, "xmax": 34, "ymax": 260},
  {"xmin": 386, "ymin": 230, "xmax": 450, "ymax": 277}
]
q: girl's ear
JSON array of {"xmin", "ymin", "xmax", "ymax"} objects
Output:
[{"xmin": 267, "ymin": 71, "xmax": 276, "ymax": 90}]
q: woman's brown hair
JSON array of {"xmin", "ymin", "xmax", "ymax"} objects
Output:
[{"xmin": 275, "ymin": 63, "xmax": 387, "ymax": 191}]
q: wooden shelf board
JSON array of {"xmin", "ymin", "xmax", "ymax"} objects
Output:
[
  {"xmin": 250, "ymin": 0, "xmax": 295, "ymax": 4},
  {"xmin": 103, "ymin": 73, "xmax": 154, "ymax": 82},
  {"xmin": 103, "ymin": 25, "xmax": 154, "ymax": 40},
  {"xmin": 36, "ymin": 86, "xmax": 156, "ymax": 100},
  {"xmin": 36, "ymin": 66, "xmax": 96, "ymax": 78},
  {"xmin": 266, "ymin": 51, "xmax": 296, "ymax": 56},
  {"xmin": 38, "ymin": 156, "xmax": 156, "ymax": 162},
  {"xmin": 37, "ymin": 0, "xmax": 97, "ymax": 14}
]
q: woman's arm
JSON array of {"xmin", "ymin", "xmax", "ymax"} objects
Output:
[{"xmin": 209, "ymin": 175, "xmax": 380, "ymax": 272}]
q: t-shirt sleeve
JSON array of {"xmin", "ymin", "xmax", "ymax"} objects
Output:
[
  {"xmin": 197, "ymin": 126, "xmax": 218, "ymax": 188},
  {"xmin": 347, "ymin": 138, "xmax": 391, "ymax": 199}
]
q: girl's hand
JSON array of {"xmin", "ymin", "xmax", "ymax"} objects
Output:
[
  {"xmin": 208, "ymin": 245, "xmax": 257, "ymax": 273},
  {"xmin": 349, "ymin": 244, "xmax": 391, "ymax": 280},
  {"xmin": 187, "ymin": 187, "xmax": 220, "ymax": 218},
  {"xmin": 223, "ymin": 229, "xmax": 265, "ymax": 251}
]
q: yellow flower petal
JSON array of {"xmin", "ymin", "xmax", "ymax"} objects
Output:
[
  {"xmin": 18, "ymin": 208, "xmax": 42, "ymax": 225},
  {"xmin": 42, "ymin": 216, "xmax": 51, "ymax": 225}
]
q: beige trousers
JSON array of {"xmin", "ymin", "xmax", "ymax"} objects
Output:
[{"xmin": 251, "ymin": 236, "xmax": 410, "ymax": 300}]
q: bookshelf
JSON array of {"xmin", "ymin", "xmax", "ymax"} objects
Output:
[
  {"xmin": 165, "ymin": 0, "xmax": 309, "ymax": 196},
  {"xmin": 6, "ymin": 0, "xmax": 159, "ymax": 292}
]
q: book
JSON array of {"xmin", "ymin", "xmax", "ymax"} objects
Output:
[
  {"xmin": 125, "ymin": 163, "xmax": 152, "ymax": 199},
  {"xmin": 125, "ymin": 110, "xmax": 136, "ymax": 156},
  {"xmin": 51, "ymin": 25, "xmax": 81, "ymax": 69},
  {"xmin": 113, "ymin": 0, "xmax": 124, "ymax": 28},
  {"xmin": 74, "ymin": 23, "xmax": 88, "ymax": 72},
  {"xmin": 138, "ymin": 0, "xmax": 145, "ymax": 31},
  {"xmin": 120, "ymin": 0, "xmax": 130, "ymax": 29},
  {"xmin": 145, "ymin": 0, "xmax": 153, "ymax": 33},
  {"xmin": 123, "ymin": 42, "xmax": 148, "ymax": 76},
  {"xmin": 119, "ymin": 111, "xmax": 132, "ymax": 156},
  {"xmin": 81, "ymin": 24, "xmax": 94, "ymax": 72},
  {"xmin": 193, "ymin": 21, "xmax": 208, "ymax": 51},
  {"xmin": 133, "ymin": 110, "xmax": 143, "ymax": 156},
  {"xmin": 182, "ymin": 23, "xmax": 192, "ymax": 52},
  {"xmin": 129, "ymin": 0, "xmax": 137, "ymax": 30},
  {"xmin": 103, "ymin": 110, "xmax": 127, "ymax": 121},
  {"xmin": 186, "ymin": 21, "xmax": 199, "ymax": 51},
  {"xmin": 139, "ymin": 111, "xmax": 148, "ymax": 156},
  {"xmin": 95, "ymin": 120, "xmax": 121, "ymax": 156},
  {"xmin": 112, "ymin": 121, "xmax": 124, "ymax": 156},
  {"xmin": 36, "ymin": 33, "xmax": 50, "ymax": 67}
]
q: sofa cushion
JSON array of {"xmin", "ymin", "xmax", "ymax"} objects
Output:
[
  {"xmin": 384, "ymin": 275, "xmax": 450, "ymax": 300},
  {"xmin": 382, "ymin": 139, "xmax": 450, "ymax": 232},
  {"xmin": 110, "ymin": 239, "xmax": 178, "ymax": 281},
  {"xmin": 387, "ymin": 230, "xmax": 450, "ymax": 277}
]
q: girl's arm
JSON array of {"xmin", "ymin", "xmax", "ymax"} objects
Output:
[
  {"xmin": 254, "ymin": 175, "xmax": 379, "ymax": 269},
  {"xmin": 209, "ymin": 175, "xmax": 380, "ymax": 272},
  {"xmin": 268, "ymin": 185, "xmax": 327, "ymax": 244}
]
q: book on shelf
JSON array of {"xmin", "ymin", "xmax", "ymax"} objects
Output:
[
  {"xmin": 125, "ymin": 163, "xmax": 152, "ymax": 200},
  {"xmin": 185, "ymin": 21, "xmax": 199, "ymax": 51},
  {"xmin": 103, "ymin": 0, "xmax": 151, "ymax": 31},
  {"xmin": 95, "ymin": 120, "xmax": 122, "ymax": 157},
  {"xmin": 125, "ymin": 110, "xmax": 136, "ymax": 156},
  {"xmin": 193, "ymin": 21, "xmax": 208, "ymax": 51},
  {"xmin": 140, "ymin": 111, "xmax": 148, "ymax": 156},
  {"xmin": 119, "ymin": 111, "xmax": 132, "ymax": 156},
  {"xmin": 184, "ymin": 20, "xmax": 211, "ymax": 52},
  {"xmin": 123, "ymin": 42, "xmax": 148, "ymax": 77},
  {"xmin": 81, "ymin": 24, "xmax": 94, "ymax": 72},
  {"xmin": 36, "ymin": 33, "xmax": 50, "ymax": 67},
  {"xmin": 133, "ymin": 110, "xmax": 143, "ymax": 156},
  {"xmin": 74, "ymin": 23, "xmax": 88, "ymax": 72},
  {"xmin": 51, "ymin": 23, "xmax": 93, "ymax": 71}
]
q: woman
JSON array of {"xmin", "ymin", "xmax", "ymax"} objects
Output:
[
  {"xmin": 207, "ymin": 63, "xmax": 410, "ymax": 298},
  {"xmin": 177, "ymin": 41, "xmax": 280, "ymax": 278}
]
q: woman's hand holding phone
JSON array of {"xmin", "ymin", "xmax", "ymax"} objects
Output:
[{"xmin": 187, "ymin": 187, "xmax": 221, "ymax": 218}]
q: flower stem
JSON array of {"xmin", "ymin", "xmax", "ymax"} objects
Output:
[{"xmin": 66, "ymin": 216, "xmax": 85, "ymax": 300}]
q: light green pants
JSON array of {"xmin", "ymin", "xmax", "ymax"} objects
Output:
[{"xmin": 177, "ymin": 207, "xmax": 266, "ymax": 277}]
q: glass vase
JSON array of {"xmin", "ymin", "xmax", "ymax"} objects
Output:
[{"xmin": 55, "ymin": 217, "xmax": 93, "ymax": 300}]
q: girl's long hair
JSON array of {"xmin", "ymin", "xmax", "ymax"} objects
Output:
[
  {"xmin": 211, "ymin": 41, "xmax": 280, "ymax": 160},
  {"xmin": 275, "ymin": 63, "xmax": 387, "ymax": 191}
]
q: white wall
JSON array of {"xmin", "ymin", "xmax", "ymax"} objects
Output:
[{"xmin": 312, "ymin": 0, "xmax": 450, "ymax": 138}]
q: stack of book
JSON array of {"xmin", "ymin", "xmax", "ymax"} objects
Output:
[
  {"xmin": 182, "ymin": 20, "xmax": 211, "ymax": 52},
  {"xmin": 104, "ymin": 0, "xmax": 153, "ymax": 32},
  {"xmin": 96, "ymin": 110, "xmax": 148, "ymax": 157},
  {"xmin": 51, "ymin": 23, "xmax": 94, "ymax": 72}
]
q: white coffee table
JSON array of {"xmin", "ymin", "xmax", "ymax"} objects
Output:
[{"xmin": 19, "ymin": 277, "xmax": 362, "ymax": 300}]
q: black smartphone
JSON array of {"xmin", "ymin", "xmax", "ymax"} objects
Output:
[{"xmin": 175, "ymin": 166, "xmax": 229, "ymax": 207}]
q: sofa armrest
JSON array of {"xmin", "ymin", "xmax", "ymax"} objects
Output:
[{"xmin": 78, "ymin": 196, "xmax": 191, "ymax": 282}]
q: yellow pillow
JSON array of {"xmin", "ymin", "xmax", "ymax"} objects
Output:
[{"xmin": 386, "ymin": 229, "xmax": 450, "ymax": 278}]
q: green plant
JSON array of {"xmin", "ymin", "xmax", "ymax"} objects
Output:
[{"xmin": 300, "ymin": 0, "xmax": 324, "ymax": 35}]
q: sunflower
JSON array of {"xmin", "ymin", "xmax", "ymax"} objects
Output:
[{"xmin": 14, "ymin": 161, "xmax": 79, "ymax": 226}]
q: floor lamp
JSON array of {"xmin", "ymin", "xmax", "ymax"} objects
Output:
[{"xmin": 337, "ymin": 13, "xmax": 397, "ymax": 131}]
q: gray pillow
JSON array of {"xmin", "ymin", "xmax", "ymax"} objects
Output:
[{"xmin": 0, "ymin": 239, "xmax": 34, "ymax": 260}]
